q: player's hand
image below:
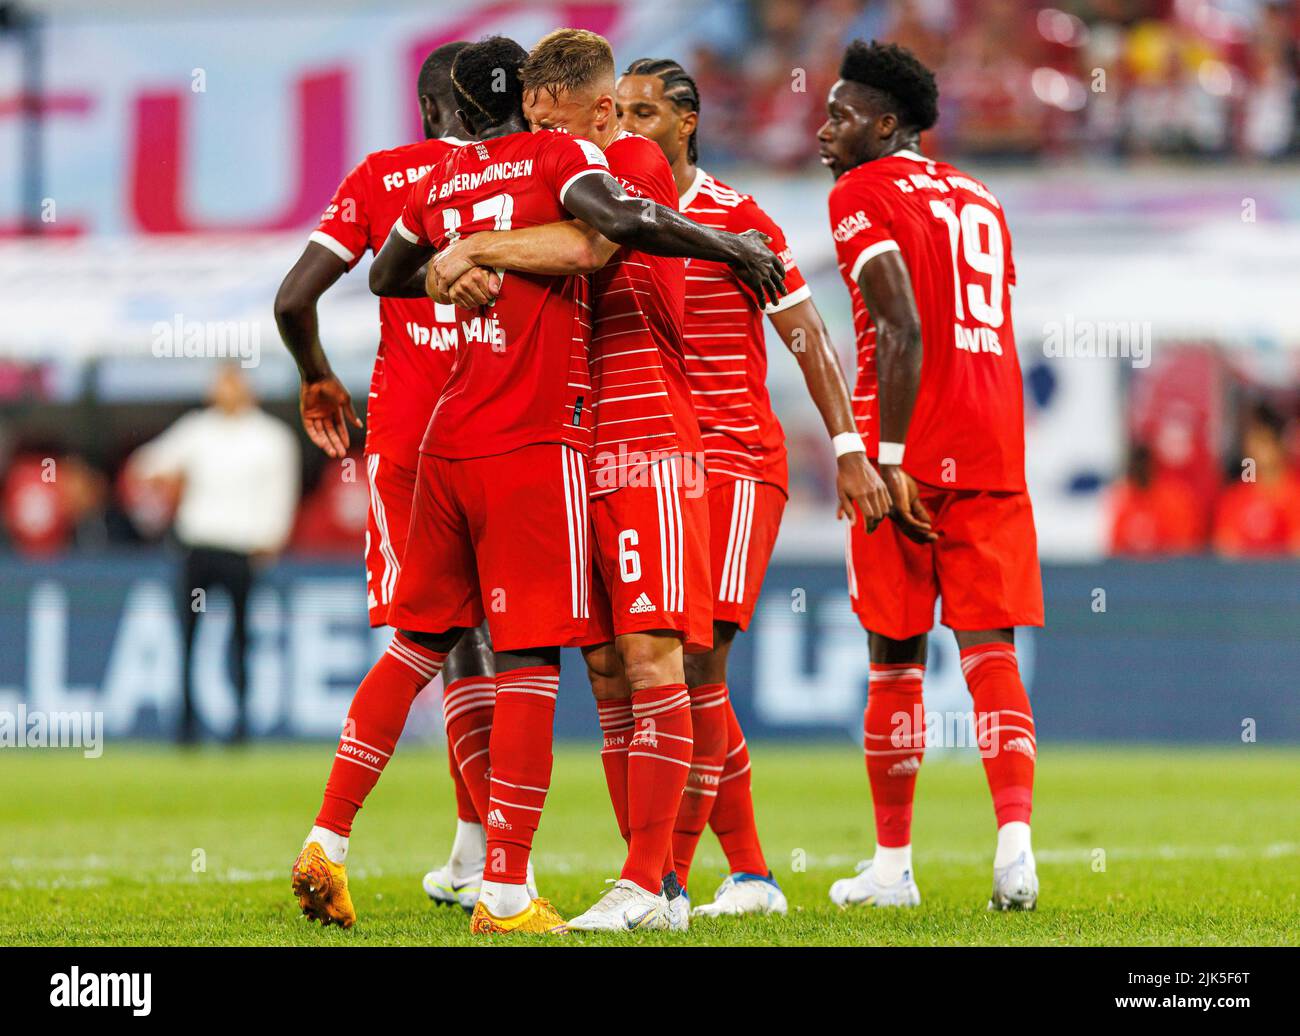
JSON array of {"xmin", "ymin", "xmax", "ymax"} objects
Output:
[
  {"xmin": 880, "ymin": 464, "xmax": 937, "ymax": 543},
  {"xmin": 836, "ymin": 452, "xmax": 891, "ymax": 532},
  {"xmin": 726, "ymin": 229, "xmax": 786, "ymax": 309},
  {"xmin": 299, "ymin": 374, "xmax": 361, "ymax": 460},
  {"xmin": 448, "ymin": 266, "xmax": 502, "ymax": 308},
  {"xmin": 430, "ymin": 235, "xmax": 483, "ymax": 299}
]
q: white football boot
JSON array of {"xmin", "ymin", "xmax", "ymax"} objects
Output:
[
  {"xmin": 692, "ymin": 873, "xmax": 788, "ymax": 917},
  {"xmin": 829, "ymin": 860, "xmax": 922, "ymax": 908},
  {"xmin": 423, "ymin": 859, "xmax": 537, "ymax": 914},
  {"xmin": 988, "ymin": 851, "xmax": 1038, "ymax": 911},
  {"xmin": 665, "ymin": 890, "xmax": 691, "ymax": 931},
  {"xmin": 566, "ymin": 879, "xmax": 670, "ymax": 932}
]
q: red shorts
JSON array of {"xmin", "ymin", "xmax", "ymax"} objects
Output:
[
  {"xmin": 386, "ymin": 443, "xmax": 590, "ymax": 652},
  {"xmin": 363, "ymin": 452, "xmax": 416, "ymax": 628},
  {"xmin": 708, "ymin": 478, "xmax": 786, "ymax": 630},
  {"xmin": 582, "ymin": 456, "xmax": 713, "ymax": 652},
  {"xmin": 846, "ymin": 483, "xmax": 1044, "ymax": 640}
]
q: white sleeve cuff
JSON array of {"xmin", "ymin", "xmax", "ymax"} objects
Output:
[
  {"xmin": 308, "ymin": 231, "xmax": 356, "ymax": 263},
  {"xmin": 763, "ymin": 282, "xmax": 811, "ymax": 315},
  {"xmin": 393, "ymin": 218, "xmax": 423, "ymax": 245},
  {"xmin": 849, "ymin": 239, "xmax": 900, "ymax": 284},
  {"xmin": 559, "ymin": 168, "xmax": 609, "ymax": 207}
]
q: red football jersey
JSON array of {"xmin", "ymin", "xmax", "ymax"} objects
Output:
[
  {"xmin": 679, "ymin": 169, "xmax": 810, "ymax": 491},
  {"xmin": 311, "ymin": 135, "xmax": 469, "ymax": 465},
  {"xmin": 587, "ymin": 131, "xmax": 701, "ymax": 497},
  {"xmin": 828, "ymin": 150, "xmax": 1025, "ymax": 492},
  {"xmin": 396, "ymin": 130, "xmax": 609, "ymax": 460}
]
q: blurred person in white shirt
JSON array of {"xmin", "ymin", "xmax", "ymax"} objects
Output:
[{"xmin": 130, "ymin": 364, "xmax": 299, "ymax": 743}]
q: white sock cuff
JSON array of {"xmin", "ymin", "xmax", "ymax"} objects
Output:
[{"xmin": 306, "ymin": 825, "xmax": 348, "ymax": 865}]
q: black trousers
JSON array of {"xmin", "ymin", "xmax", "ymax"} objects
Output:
[{"xmin": 178, "ymin": 545, "xmax": 254, "ymax": 742}]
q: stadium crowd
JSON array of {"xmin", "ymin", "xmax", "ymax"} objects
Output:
[{"xmin": 682, "ymin": 0, "xmax": 1300, "ymax": 166}]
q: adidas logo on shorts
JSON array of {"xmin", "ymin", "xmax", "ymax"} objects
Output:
[
  {"xmin": 485, "ymin": 808, "xmax": 512, "ymax": 830},
  {"xmin": 628, "ymin": 592, "xmax": 656, "ymax": 614}
]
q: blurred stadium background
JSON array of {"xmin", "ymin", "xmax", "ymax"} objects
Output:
[{"xmin": 0, "ymin": 0, "xmax": 1297, "ymax": 751}]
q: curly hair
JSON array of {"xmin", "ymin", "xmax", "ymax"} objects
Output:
[
  {"xmin": 839, "ymin": 40, "xmax": 938, "ymax": 132},
  {"xmin": 449, "ymin": 36, "xmax": 528, "ymax": 129}
]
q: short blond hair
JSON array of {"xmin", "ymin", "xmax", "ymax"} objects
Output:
[{"xmin": 520, "ymin": 28, "xmax": 615, "ymax": 99}]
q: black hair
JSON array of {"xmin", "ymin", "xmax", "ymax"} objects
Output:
[
  {"xmin": 839, "ymin": 39, "xmax": 938, "ymax": 133},
  {"xmin": 624, "ymin": 57, "xmax": 701, "ymax": 163},
  {"xmin": 1248, "ymin": 401, "xmax": 1286, "ymax": 439},
  {"xmin": 449, "ymin": 36, "xmax": 528, "ymax": 131},
  {"xmin": 418, "ymin": 41, "xmax": 470, "ymax": 108}
]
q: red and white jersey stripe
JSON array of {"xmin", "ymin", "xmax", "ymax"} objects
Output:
[
  {"xmin": 679, "ymin": 168, "xmax": 810, "ymax": 491},
  {"xmin": 588, "ymin": 132, "xmax": 702, "ymax": 497}
]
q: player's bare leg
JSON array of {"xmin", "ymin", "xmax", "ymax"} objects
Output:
[
  {"xmin": 295, "ymin": 626, "xmax": 466, "ymax": 928},
  {"xmin": 954, "ymin": 628, "xmax": 1038, "ymax": 911},
  {"xmin": 423, "ymin": 622, "xmax": 502, "ymax": 913},
  {"xmin": 830, "ymin": 630, "xmax": 926, "ymax": 909},
  {"xmin": 568, "ymin": 631, "xmax": 692, "ymax": 932},
  {"xmin": 681, "ymin": 621, "xmax": 786, "ymax": 917},
  {"xmin": 469, "ymin": 645, "xmax": 567, "ymax": 935}
]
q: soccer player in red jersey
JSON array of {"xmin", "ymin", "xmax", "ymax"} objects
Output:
[
  {"xmin": 614, "ymin": 58, "xmax": 890, "ymax": 917},
  {"xmin": 273, "ymin": 42, "xmax": 500, "ymax": 914},
  {"xmin": 292, "ymin": 36, "xmax": 784, "ymax": 935},
  {"xmin": 427, "ymin": 29, "xmax": 824, "ymax": 932},
  {"xmin": 817, "ymin": 41, "xmax": 1044, "ymax": 912}
]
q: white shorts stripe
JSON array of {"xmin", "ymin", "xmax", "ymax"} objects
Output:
[{"xmin": 366, "ymin": 454, "xmax": 402, "ymax": 605}]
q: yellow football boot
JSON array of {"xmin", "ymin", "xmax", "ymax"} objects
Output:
[
  {"xmin": 469, "ymin": 897, "xmax": 568, "ymax": 935},
  {"xmin": 292, "ymin": 841, "xmax": 356, "ymax": 929}
]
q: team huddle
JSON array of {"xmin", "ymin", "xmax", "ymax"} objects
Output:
[{"xmin": 274, "ymin": 28, "xmax": 1043, "ymax": 935}]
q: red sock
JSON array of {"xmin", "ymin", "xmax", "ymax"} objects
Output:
[
  {"xmin": 442, "ymin": 675, "xmax": 495, "ymax": 823},
  {"xmin": 865, "ymin": 663, "xmax": 926, "ymax": 847},
  {"xmin": 596, "ymin": 698, "xmax": 634, "ymax": 845},
  {"xmin": 316, "ymin": 633, "xmax": 446, "ymax": 836},
  {"xmin": 671, "ymin": 682, "xmax": 728, "ymax": 886},
  {"xmin": 447, "ymin": 738, "xmax": 478, "ymax": 823},
  {"xmin": 623, "ymin": 683, "xmax": 693, "ymax": 893},
  {"xmin": 962, "ymin": 643, "xmax": 1035, "ymax": 827},
  {"xmin": 707, "ymin": 691, "xmax": 768, "ymax": 876},
  {"xmin": 484, "ymin": 666, "xmax": 559, "ymax": 884}
]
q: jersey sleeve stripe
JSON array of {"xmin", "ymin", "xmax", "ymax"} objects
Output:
[
  {"xmin": 308, "ymin": 230, "xmax": 357, "ymax": 263},
  {"xmin": 393, "ymin": 218, "xmax": 423, "ymax": 245},
  {"xmin": 849, "ymin": 239, "xmax": 900, "ymax": 283},
  {"xmin": 559, "ymin": 168, "xmax": 608, "ymax": 206},
  {"xmin": 763, "ymin": 282, "xmax": 812, "ymax": 315}
]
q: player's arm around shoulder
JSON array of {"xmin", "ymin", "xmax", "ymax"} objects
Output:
[{"xmin": 432, "ymin": 219, "xmax": 618, "ymax": 301}]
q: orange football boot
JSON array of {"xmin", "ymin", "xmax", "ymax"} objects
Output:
[
  {"xmin": 469, "ymin": 897, "xmax": 568, "ymax": 935},
  {"xmin": 292, "ymin": 841, "xmax": 356, "ymax": 928}
]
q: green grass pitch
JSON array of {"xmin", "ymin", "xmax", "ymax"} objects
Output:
[{"xmin": 2, "ymin": 742, "xmax": 1296, "ymax": 946}]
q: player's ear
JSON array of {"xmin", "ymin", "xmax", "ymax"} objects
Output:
[
  {"xmin": 877, "ymin": 111, "xmax": 898, "ymax": 141},
  {"xmin": 679, "ymin": 108, "xmax": 698, "ymax": 142}
]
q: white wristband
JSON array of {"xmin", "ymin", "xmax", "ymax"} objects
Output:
[
  {"xmin": 832, "ymin": 432, "xmax": 866, "ymax": 458},
  {"xmin": 877, "ymin": 441, "xmax": 905, "ymax": 465}
]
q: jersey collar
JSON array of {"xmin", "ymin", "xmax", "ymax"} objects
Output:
[
  {"xmin": 439, "ymin": 135, "xmax": 472, "ymax": 146},
  {"xmin": 678, "ymin": 167, "xmax": 707, "ymax": 209},
  {"xmin": 893, "ymin": 149, "xmax": 932, "ymax": 163}
]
